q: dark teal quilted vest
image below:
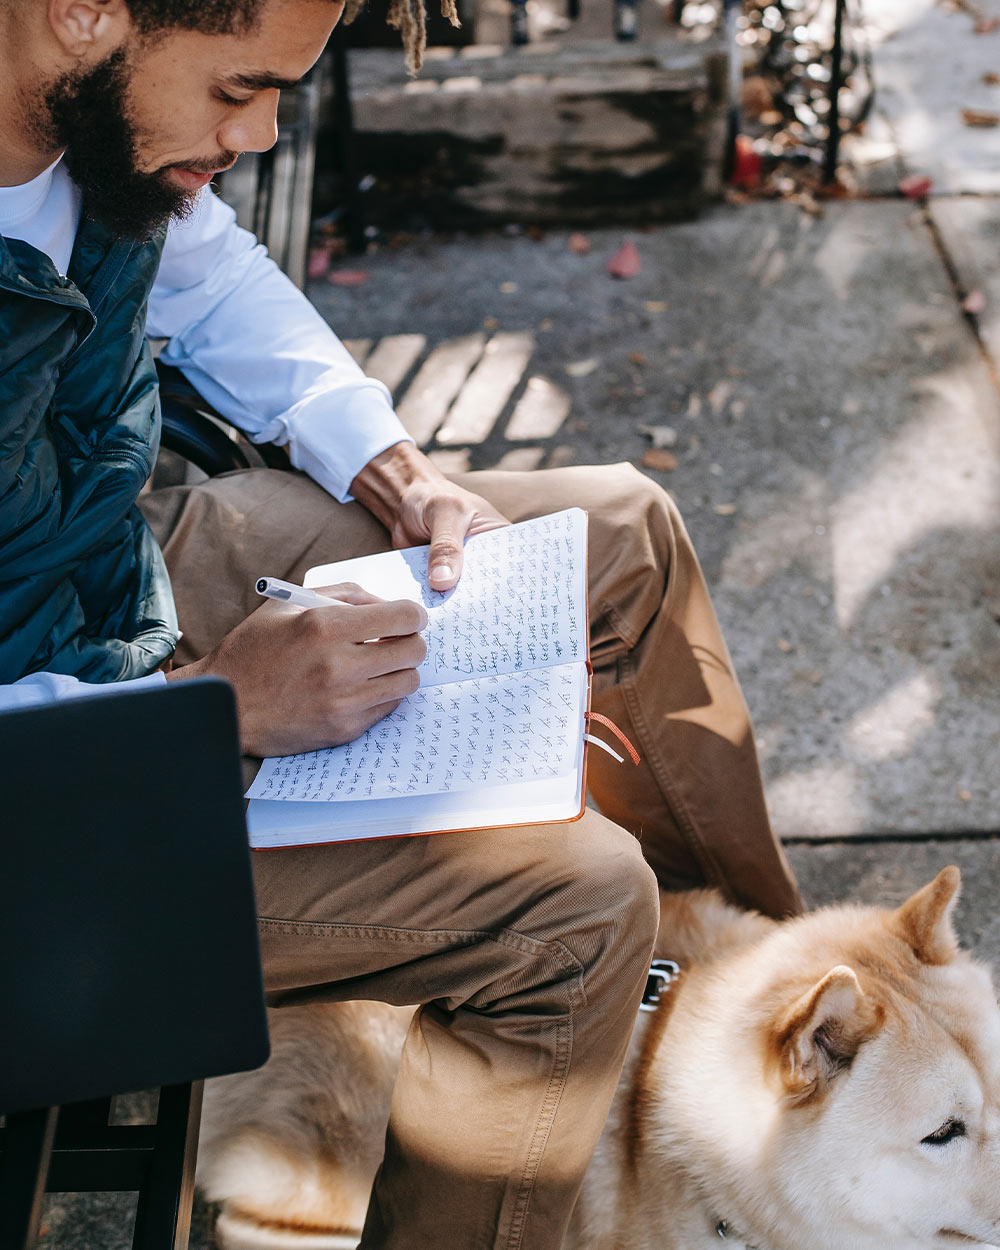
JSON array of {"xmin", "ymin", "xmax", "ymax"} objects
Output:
[{"xmin": 0, "ymin": 214, "xmax": 179, "ymax": 683}]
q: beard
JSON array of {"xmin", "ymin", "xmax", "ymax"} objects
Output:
[{"xmin": 38, "ymin": 50, "xmax": 227, "ymax": 242}]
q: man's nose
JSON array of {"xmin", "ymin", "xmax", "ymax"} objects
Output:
[{"xmin": 219, "ymin": 89, "xmax": 280, "ymax": 155}]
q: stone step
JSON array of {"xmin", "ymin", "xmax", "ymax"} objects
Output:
[{"xmin": 328, "ymin": 34, "xmax": 730, "ymax": 228}]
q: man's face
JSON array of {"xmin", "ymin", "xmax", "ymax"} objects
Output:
[{"xmin": 39, "ymin": 0, "xmax": 342, "ymax": 240}]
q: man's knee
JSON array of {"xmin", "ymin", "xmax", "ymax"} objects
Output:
[{"xmin": 529, "ymin": 815, "xmax": 660, "ymax": 989}]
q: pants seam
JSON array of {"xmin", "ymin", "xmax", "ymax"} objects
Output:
[
  {"xmin": 258, "ymin": 918, "xmax": 584, "ymax": 973},
  {"xmin": 505, "ymin": 1014, "xmax": 573, "ymax": 1250}
]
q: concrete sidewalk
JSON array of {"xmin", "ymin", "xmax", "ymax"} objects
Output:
[
  {"xmin": 309, "ymin": 199, "xmax": 999, "ymax": 842},
  {"xmin": 34, "ymin": 0, "xmax": 999, "ymax": 1245}
]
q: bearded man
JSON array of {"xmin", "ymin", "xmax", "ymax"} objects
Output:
[{"xmin": 0, "ymin": 2, "xmax": 800, "ymax": 1247}]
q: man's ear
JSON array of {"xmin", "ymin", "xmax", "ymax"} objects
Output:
[
  {"xmin": 890, "ymin": 866, "xmax": 961, "ymax": 966},
  {"xmin": 773, "ymin": 966, "xmax": 884, "ymax": 1105},
  {"xmin": 47, "ymin": 0, "xmax": 131, "ymax": 60}
]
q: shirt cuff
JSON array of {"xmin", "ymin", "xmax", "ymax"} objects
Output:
[
  {"xmin": 0, "ymin": 670, "xmax": 168, "ymax": 714},
  {"xmin": 250, "ymin": 381, "xmax": 414, "ymax": 503}
]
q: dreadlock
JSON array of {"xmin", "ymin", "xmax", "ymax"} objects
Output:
[{"xmin": 342, "ymin": 0, "xmax": 460, "ymax": 74}]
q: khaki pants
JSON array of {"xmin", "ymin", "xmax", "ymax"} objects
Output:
[{"xmin": 140, "ymin": 463, "xmax": 799, "ymax": 1250}]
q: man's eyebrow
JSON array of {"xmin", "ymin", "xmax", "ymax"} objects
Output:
[{"xmin": 221, "ymin": 71, "xmax": 303, "ymax": 91}]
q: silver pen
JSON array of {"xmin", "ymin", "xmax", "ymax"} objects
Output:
[{"xmin": 255, "ymin": 577, "xmax": 344, "ymax": 609}]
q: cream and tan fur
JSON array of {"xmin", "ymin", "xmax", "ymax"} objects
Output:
[{"xmin": 198, "ymin": 868, "xmax": 1000, "ymax": 1249}]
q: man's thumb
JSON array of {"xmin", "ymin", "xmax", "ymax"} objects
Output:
[{"xmin": 428, "ymin": 533, "xmax": 464, "ymax": 590}]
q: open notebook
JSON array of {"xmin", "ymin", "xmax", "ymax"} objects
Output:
[{"xmin": 245, "ymin": 508, "xmax": 592, "ymax": 847}]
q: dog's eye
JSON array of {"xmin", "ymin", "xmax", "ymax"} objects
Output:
[{"xmin": 921, "ymin": 1118, "xmax": 967, "ymax": 1146}]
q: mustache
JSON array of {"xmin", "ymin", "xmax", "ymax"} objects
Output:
[{"xmin": 164, "ymin": 152, "xmax": 241, "ymax": 175}]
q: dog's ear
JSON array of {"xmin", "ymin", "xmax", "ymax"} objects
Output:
[
  {"xmin": 775, "ymin": 966, "xmax": 884, "ymax": 1105},
  {"xmin": 890, "ymin": 866, "xmax": 961, "ymax": 965}
]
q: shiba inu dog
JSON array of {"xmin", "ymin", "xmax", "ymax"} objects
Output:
[{"xmin": 198, "ymin": 867, "xmax": 1000, "ymax": 1249}]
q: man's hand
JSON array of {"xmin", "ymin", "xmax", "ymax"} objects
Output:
[
  {"xmin": 350, "ymin": 442, "xmax": 509, "ymax": 590},
  {"xmin": 166, "ymin": 583, "xmax": 427, "ymax": 758}
]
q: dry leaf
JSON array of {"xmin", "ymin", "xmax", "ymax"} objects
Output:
[
  {"xmin": 642, "ymin": 449, "xmax": 679, "ymax": 471},
  {"xmin": 713, "ymin": 503, "xmax": 737, "ymax": 516},
  {"xmin": 776, "ymin": 638, "xmax": 793, "ymax": 652},
  {"xmin": 568, "ymin": 232, "xmax": 592, "ymax": 255},
  {"xmin": 957, "ymin": 787, "xmax": 972, "ymax": 802},
  {"xmin": 899, "ymin": 174, "xmax": 934, "ymax": 199},
  {"xmin": 565, "ymin": 358, "xmax": 599, "ymax": 378},
  {"xmin": 483, "ymin": 316, "xmax": 500, "ymax": 331},
  {"xmin": 606, "ymin": 240, "xmax": 641, "ymax": 280},
  {"xmin": 638, "ymin": 423, "xmax": 678, "ymax": 448},
  {"xmin": 500, "ymin": 281, "xmax": 519, "ymax": 294},
  {"xmin": 975, "ymin": 15, "xmax": 1000, "ymax": 31},
  {"xmin": 962, "ymin": 288, "xmax": 987, "ymax": 313},
  {"xmin": 643, "ymin": 300, "xmax": 668, "ymax": 312},
  {"xmin": 327, "ymin": 269, "xmax": 370, "ymax": 287},
  {"xmin": 962, "ymin": 107, "xmax": 1000, "ymax": 127},
  {"xmin": 307, "ymin": 247, "xmax": 332, "ymax": 280},
  {"xmin": 983, "ymin": 71, "xmax": 1000, "ymax": 84},
  {"xmin": 628, "ymin": 351, "xmax": 647, "ymax": 367}
]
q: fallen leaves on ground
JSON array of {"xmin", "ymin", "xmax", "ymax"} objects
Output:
[
  {"xmin": 962, "ymin": 106, "xmax": 1000, "ymax": 126},
  {"xmin": 947, "ymin": 0, "xmax": 1000, "ymax": 32},
  {"xmin": 327, "ymin": 269, "xmax": 370, "ymax": 287},
  {"xmin": 899, "ymin": 174, "xmax": 934, "ymax": 199},
  {"xmin": 962, "ymin": 288, "xmax": 987, "ymax": 313},
  {"xmin": 642, "ymin": 449, "xmax": 679, "ymax": 471},
  {"xmin": 307, "ymin": 248, "xmax": 333, "ymax": 280},
  {"xmin": 606, "ymin": 240, "xmax": 641, "ymax": 280}
]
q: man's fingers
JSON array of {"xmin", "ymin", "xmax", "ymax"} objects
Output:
[
  {"xmin": 361, "ymin": 633, "xmax": 427, "ymax": 678},
  {"xmin": 367, "ymin": 666, "xmax": 422, "ymax": 705},
  {"xmin": 312, "ymin": 581, "xmax": 384, "ymax": 606},
  {"xmin": 426, "ymin": 505, "xmax": 467, "ymax": 591},
  {"xmin": 301, "ymin": 596, "xmax": 427, "ymax": 642},
  {"xmin": 340, "ymin": 697, "xmax": 403, "ymax": 745}
]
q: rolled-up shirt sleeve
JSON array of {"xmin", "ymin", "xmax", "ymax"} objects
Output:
[{"xmin": 147, "ymin": 188, "xmax": 411, "ymax": 502}]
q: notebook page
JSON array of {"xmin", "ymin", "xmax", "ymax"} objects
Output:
[
  {"xmin": 304, "ymin": 508, "xmax": 587, "ymax": 688},
  {"xmin": 246, "ymin": 662, "xmax": 587, "ymax": 803},
  {"xmin": 246, "ymin": 765, "xmax": 585, "ymax": 846}
]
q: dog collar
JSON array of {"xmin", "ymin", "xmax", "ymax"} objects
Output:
[{"xmin": 639, "ymin": 958, "xmax": 681, "ymax": 1012}]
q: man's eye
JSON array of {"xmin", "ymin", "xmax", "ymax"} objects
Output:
[
  {"xmin": 216, "ymin": 90, "xmax": 253, "ymax": 108},
  {"xmin": 921, "ymin": 1118, "xmax": 967, "ymax": 1146}
]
